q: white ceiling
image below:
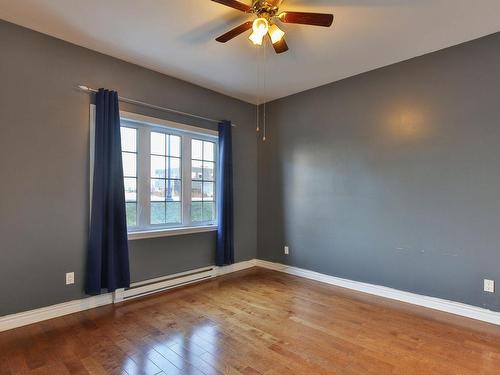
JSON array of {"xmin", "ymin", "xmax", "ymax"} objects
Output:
[{"xmin": 1, "ymin": 0, "xmax": 500, "ymax": 104}]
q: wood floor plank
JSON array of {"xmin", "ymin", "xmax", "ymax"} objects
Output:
[{"xmin": 2, "ymin": 268, "xmax": 500, "ymax": 374}]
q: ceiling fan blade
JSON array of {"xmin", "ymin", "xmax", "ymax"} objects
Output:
[
  {"xmin": 211, "ymin": 0, "xmax": 252, "ymax": 13},
  {"xmin": 272, "ymin": 37, "xmax": 289, "ymax": 54},
  {"xmin": 216, "ymin": 21, "xmax": 253, "ymax": 43},
  {"xmin": 278, "ymin": 11, "xmax": 334, "ymax": 27}
]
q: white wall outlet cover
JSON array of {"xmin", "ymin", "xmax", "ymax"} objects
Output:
[
  {"xmin": 484, "ymin": 279, "xmax": 495, "ymax": 293},
  {"xmin": 66, "ymin": 272, "xmax": 75, "ymax": 285},
  {"xmin": 284, "ymin": 246, "xmax": 289, "ymax": 255}
]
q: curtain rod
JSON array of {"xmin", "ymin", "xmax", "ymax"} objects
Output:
[{"xmin": 77, "ymin": 85, "xmax": 236, "ymax": 127}]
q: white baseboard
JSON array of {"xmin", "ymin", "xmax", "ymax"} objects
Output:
[
  {"xmin": 3, "ymin": 258, "xmax": 498, "ymax": 332},
  {"xmin": 215, "ymin": 259, "xmax": 257, "ymax": 276},
  {"xmin": 0, "ymin": 260, "xmax": 257, "ymax": 332},
  {"xmin": 0, "ymin": 293, "xmax": 114, "ymax": 333},
  {"xmin": 254, "ymin": 259, "xmax": 500, "ymax": 326}
]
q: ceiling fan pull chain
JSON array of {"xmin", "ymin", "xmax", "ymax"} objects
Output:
[
  {"xmin": 256, "ymin": 46, "xmax": 262, "ymax": 132},
  {"xmin": 263, "ymin": 42, "xmax": 267, "ymax": 142},
  {"xmin": 256, "ymin": 104, "xmax": 260, "ymax": 132}
]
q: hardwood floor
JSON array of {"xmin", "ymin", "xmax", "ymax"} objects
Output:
[{"xmin": 2, "ymin": 268, "xmax": 500, "ymax": 374}]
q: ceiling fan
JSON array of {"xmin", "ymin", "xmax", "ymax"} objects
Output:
[{"xmin": 212, "ymin": 0, "xmax": 334, "ymax": 54}]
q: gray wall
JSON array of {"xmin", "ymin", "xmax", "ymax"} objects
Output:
[
  {"xmin": 0, "ymin": 20, "xmax": 257, "ymax": 316},
  {"xmin": 2, "ymin": 17, "xmax": 500, "ymax": 317},
  {"xmin": 258, "ymin": 32, "xmax": 500, "ymax": 311}
]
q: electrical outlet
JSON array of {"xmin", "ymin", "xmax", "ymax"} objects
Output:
[
  {"xmin": 284, "ymin": 246, "xmax": 289, "ymax": 255},
  {"xmin": 66, "ymin": 272, "xmax": 75, "ymax": 285},
  {"xmin": 484, "ymin": 279, "xmax": 495, "ymax": 293}
]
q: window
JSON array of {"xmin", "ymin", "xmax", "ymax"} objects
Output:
[
  {"xmin": 117, "ymin": 111, "xmax": 218, "ymax": 237},
  {"xmin": 121, "ymin": 127, "xmax": 138, "ymax": 227},
  {"xmin": 150, "ymin": 132, "xmax": 181, "ymax": 225},
  {"xmin": 191, "ymin": 139, "xmax": 216, "ymax": 223}
]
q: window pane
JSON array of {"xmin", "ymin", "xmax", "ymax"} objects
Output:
[
  {"xmin": 120, "ymin": 127, "xmax": 136, "ymax": 152},
  {"xmin": 192, "ymin": 139, "xmax": 203, "ymax": 160},
  {"xmin": 151, "ymin": 202, "xmax": 166, "ymax": 224},
  {"xmin": 167, "ymin": 157, "xmax": 181, "ymax": 179},
  {"xmin": 151, "ymin": 179, "xmax": 165, "ymax": 201},
  {"xmin": 203, "ymin": 182, "xmax": 214, "ymax": 201},
  {"xmin": 151, "ymin": 132, "xmax": 166, "ymax": 155},
  {"xmin": 126, "ymin": 202, "xmax": 137, "ymax": 226},
  {"xmin": 192, "ymin": 160, "xmax": 203, "ymax": 180},
  {"xmin": 191, "ymin": 202, "xmax": 202, "ymax": 222},
  {"xmin": 203, "ymin": 202, "xmax": 215, "ymax": 222},
  {"xmin": 124, "ymin": 177, "xmax": 136, "ymax": 202},
  {"xmin": 151, "ymin": 155, "xmax": 165, "ymax": 178},
  {"xmin": 166, "ymin": 202, "xmax": 181, "ymax": 224},
  {"xmin": 203, "ymin": 161, "xmax": 215, "ymax": 181},
  {"xmin": 192, "ymin": 181, "xmax": 202, "ymax": 201},
  {"xmin": 166, "ymin": 179, "xmax": 181, "ymax": 201},
  {"xmin": 203, "ymin": 141, "xmax": 214, "ymax": 161},
  {"xmin": 122, "ymin": 152, "xmax": 136, "ymax": 177},
  {"xmin": 168, "ymin": 135, "xmax": 181, "ymax": 157}
]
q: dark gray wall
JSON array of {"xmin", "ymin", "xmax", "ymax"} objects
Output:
[
  {"xmin": 0, "ymin": 20, "xmax": 257, "ymax": 316},
  {"xmin": 258, "ymin": 32, "xmax": 500, "ymax": 311},
  {"xmin": 3, "ymin": 18, "xmax": 500, "ymax": 317}
]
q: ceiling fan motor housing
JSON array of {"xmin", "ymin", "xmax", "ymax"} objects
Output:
[{"xmin": 251, "ymin": 0, "xmax": 280, "ymax": 18}]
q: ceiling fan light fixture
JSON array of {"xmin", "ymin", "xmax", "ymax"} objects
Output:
[
  {"xmin": 249, "ymin": 17, "xmax": 268, "ymax": 45},
  {"xmin": 268, "ymin": 24, "xmax": 285, "ymax": 44},
  {"xmin": 248, "ymin": 30, "xmax": 264, "ymax": 45},
  {"xmin": 252, "ymin": 17, "xmax": 269, "ymax": 36}
]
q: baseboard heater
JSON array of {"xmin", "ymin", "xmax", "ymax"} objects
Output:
[{"xmin": 118, "ymin": 266, "xmax": 215, "ymax": 302}]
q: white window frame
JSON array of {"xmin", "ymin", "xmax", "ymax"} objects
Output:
[{"xmin": 90, "ymin": 105, "xmax": 219, "ymax": 240}]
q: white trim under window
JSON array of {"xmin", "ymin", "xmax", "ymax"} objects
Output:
[{"xmin": 89, "ymin": 106, "xmax": 219, "ymax": 239}]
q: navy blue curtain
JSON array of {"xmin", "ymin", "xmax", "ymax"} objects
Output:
[
  {"xmin": 86, "ymin": 89, "xmax": 130, "ymax": 295},
  {"xmin": 216, "ymin": 121, "xmax": 234, "ymax": 266}
]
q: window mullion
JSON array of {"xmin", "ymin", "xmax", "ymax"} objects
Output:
[
  {"xmin": 182, "ymin": 135, "xmax": 192, "ymax": 226},
  {"xmin": 137, "ymin": 127, "xmax": 150, "ymax": 228}
]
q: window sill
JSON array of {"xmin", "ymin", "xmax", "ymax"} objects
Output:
[{"xmin": 128, "ymin": 225, "xmax": 218, "ymax": 240}]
